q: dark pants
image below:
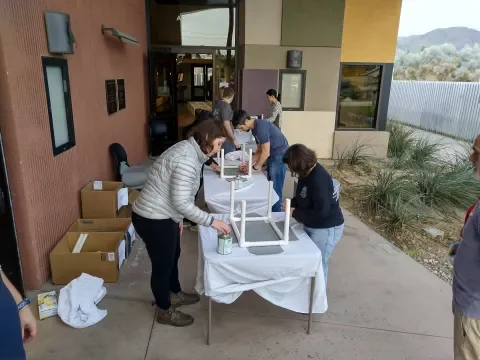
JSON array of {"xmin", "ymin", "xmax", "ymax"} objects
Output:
[
  {"xmin": 222, "ymin": 140, "xmax": 236, "ymax": 154},
  {"xmin": 132, "ymin": 214, "xmax": 181, "ymax": 310},
  {"xmin": 266, "ymin": 153, "xmax": 287, "ymax": 212},
  {"xmin": 0, "ymin": 278, "xmax": 26, "ymax": 360}
]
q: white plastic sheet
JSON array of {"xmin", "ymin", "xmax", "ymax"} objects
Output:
[
  {"xmin": 203, "ymin": 166, "xmax": 279, "ymax": 215},
  {"xmin": 195, "ymin": 213, "xmax": 328, "ymax": 314}
]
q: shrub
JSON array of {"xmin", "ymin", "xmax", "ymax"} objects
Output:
[
  {"xmin": 413, "ymin": 162, "xmax": 480, "ymax": 215},
  {"xmin": 387, "ymin": 121, "xmax": 415, "ymax": 158},
  {"xmin": 335, "ymin": 140, "xmax": 373, "ymax": 169},
  {"xmin": 361, "ymin": 168, "xmax": 419, "ymax": 213},
  {"xmin": 381, "ymin": 196, "xmax": 423, "ymax": 233},
  {"xmin": 409, "ymin": 137, "xmax": 443, "ymax": 167}
]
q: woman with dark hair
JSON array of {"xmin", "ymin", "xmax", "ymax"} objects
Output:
[
  {"xmin": 182, "ymin": 111, "xmax": 221, "ymax": 231},
  {"xmin": 132, "ymin": 119, "xmax": 231, "ymax": 327},
  {"xmin": 282, "ymin": 144, "xmax": 344, "ymax": 285},
  {"xmin": 265, "ymin": 89, "xmax": 282, "ymax": 128}
]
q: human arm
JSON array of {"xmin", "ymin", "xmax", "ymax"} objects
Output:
[
  {"xmin": 171, "ymin": 159, "xmax": 214, "ymax": 226},
  {"xmin": 205, "ymin": 157, "xmax": 220, "ymax": 172},
  {"xmin": 253, "ymin": 143, "xmax": 270, "ymax": 169},
  {"xmin": 1, "ymin": 269, "xmax": 37, "ymax": 343},
  {"xmin": 264, "ymin": 103, "xmax": 281, "ymax": 124},
  {"xmin": 223, "ymin": 120, "xmax": 239, "ymax": 147},
  {"xmin": 292, "ymin": 174, "xmax": 332, "ymax": 225}
]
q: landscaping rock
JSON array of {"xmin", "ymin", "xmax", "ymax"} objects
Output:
[
  {"xmin": 344, "ymin": 177, "xmax": 359, "ymax": 185},
  {"xmin": 424, "ymin": 227, "xmax": 445, "ymax": 240}
]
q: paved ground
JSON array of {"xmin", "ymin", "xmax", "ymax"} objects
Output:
[
  {"xmin": 409, "ymin": 127, "xmax": 470, "ymax": 161},
  {"xmin": 25, "ymin": 205, "xmax": 453, "ymax": 360}
]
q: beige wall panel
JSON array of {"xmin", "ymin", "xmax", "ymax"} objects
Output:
[
  {"xmin": 244, "ymin": 45, "xmax": 341, "ymax": 112},
  {"xmin": 333, "ymin": 131, "xmax": 390, "ymax": 159},
  {"xmin": 282, "ymin": 111, "xmax": 336, "ymax": 159},
  {"xmin": 244, "ymin": 0, "xmax": 283, "ymax": 45}
]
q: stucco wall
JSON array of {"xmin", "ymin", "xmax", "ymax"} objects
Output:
[
  {"xmin": 0, "ymin": 0, "xmax": 148, "ymax": 289},
  {"xmin": 341, "ymin": 0, "xmax": 403, "ymax": 63}
]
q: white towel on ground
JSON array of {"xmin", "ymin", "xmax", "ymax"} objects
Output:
[{"xmin": 58, "ymin": 273, "xmax": 108, "ymax": 329}]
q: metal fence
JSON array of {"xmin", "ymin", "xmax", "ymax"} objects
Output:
[{"xmin": 388, "ymin": 80, "xmax": 480, "ymax": 141}]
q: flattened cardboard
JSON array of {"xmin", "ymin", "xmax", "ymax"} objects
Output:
[{"xmin": 50, "ymin": 232, "xmax": 125, "ymax": 284}]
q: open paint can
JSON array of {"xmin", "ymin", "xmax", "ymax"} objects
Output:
[{"xmin": 217, "ymin": 233, "xmax": 233, "ymax": 255}]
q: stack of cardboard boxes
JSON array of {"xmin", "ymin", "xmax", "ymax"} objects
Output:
[{"xmin": 50, "ymin": 181, "xmax": 139, "ymax": 285}]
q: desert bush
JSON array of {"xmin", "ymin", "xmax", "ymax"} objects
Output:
[
  {"xmin": 381, "ymin": 196, "xmax": 423, "ymax": 233},
  {"xmin": 408, "ymin": 137, "xmax": 443, "ymax": 167},
  {"xmin": 413, "ymin": 162, "xmax": 480, "ymax": 215},
  {"xmin": 387, "ymin": 121, "xmax": 415, "ymax": 158},
  {"xmin": 335, "ymin": 140, "xmax": 373, "ymax": 169},
  {"xmin": 361, "ymin": 168, "xmax": 418, "ymax": 213}
]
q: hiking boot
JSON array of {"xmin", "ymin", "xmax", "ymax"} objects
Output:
[
  {"xmin": 156, "ymin": 307, "xmax": 194, "ymax": 327},
  {"xmin": 170, "ymin": 291, "xmax": 200, "ymax": 308}
]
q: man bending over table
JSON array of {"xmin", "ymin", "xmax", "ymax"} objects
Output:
[{"xmin": 232, "ymin": 110, "xmax": 288, "ymax": 212}]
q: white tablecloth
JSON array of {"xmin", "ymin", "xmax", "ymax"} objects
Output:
[
  {"xmin": 203, "ymin": 166, "xmax": 279, "ymax": 215},
  {"xmin": 234, "ymin": 130, "xmax": 256, "ymax": 153},
  {"xmin": 195, "ymin": 213, "xmax": 328, "ymax": 314}
]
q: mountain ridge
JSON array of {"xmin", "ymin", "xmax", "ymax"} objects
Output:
[{"xmin": 397, "ymin": 27, "xmax": 480, "ymax": 52}]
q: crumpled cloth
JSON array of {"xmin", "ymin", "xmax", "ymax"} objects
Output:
[{"xmin": 58, "ymin": 273, "xmax": 108, "ymax": 329}]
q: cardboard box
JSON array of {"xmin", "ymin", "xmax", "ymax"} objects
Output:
[
  {"xmin": 68, "ymin": 218, "xmax": 136, "ymax": 257},
  {"xmin": 50, "ymin": 232, "xmax": 126, "ymax": 285},
  {"xmin": 81, "ymin": 181, "xmax": 127, "ymax": 219},
  {"xmin": 117, "ymin": 189, "xmax": 140, "ymax": 220}
]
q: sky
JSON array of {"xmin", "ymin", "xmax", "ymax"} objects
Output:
[{"xmin": 398, "ymin": 0, "xmax": 480, "ymax": 36}]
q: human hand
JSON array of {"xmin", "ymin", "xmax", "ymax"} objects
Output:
[
  {"xmin": 211, "ymin": 219, "xmax": 231, "ymax": 235},
  {"xmin": 214, "ymin": 165, "xmax": 221, "ymax": 173},
  {"xmin": 290, "ymin": 207, "xmax": 295, "ymax": 217},
  {"xmin": 234, "ymin": 140, "xmax": 241, "ymax": 149},
  {"xmin": 239, "ymin": 163, "xmax": 249, "ymax": 174},
  {"xmin": 179, "ymin": 220, "xmax": 184, "ymax": 236},
  {"xmin": 281, "ymin": 200, "xmax": 287, "ymax": 211},
  {"xmin": 19, "ymin": 306, "xmax": 37, "ymax": 343}
]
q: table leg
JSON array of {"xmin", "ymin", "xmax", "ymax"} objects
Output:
[
  {"xmin": 207, "ymin": 297, "xmax": 212, "ymax": 345},
  {"xmin": 307, "ymin": 276, "xmax": 315, "ymax": 335}
]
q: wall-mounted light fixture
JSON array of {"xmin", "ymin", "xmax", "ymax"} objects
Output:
[{"xmin": 101, "ymin": 25, "xmax": 139, "ymax": 46}]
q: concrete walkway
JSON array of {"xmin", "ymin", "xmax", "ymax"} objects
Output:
[{"xmin": 25, "ymin": 209, "xmax": 453, "ymax": 360}]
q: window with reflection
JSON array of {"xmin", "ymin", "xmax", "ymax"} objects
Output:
[
  {"xmin": 150, "ymin": 1, "xmax": 236, "ymax": 47},
  {"xmin": 337, "ymin": 64, "xmax": 383, "ymax": 129},
  {"xmin": 279, "ymin": 70, "xmax": 306, "ymax": 111}
]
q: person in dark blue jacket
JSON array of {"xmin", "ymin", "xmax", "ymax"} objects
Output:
[
  {"xmin": 0, "ymin": 266, "xmax": 37, "ymax": 359},
  {"xmin": 282, "ymin": 144, "xmax": 344, "ymax": 285}
]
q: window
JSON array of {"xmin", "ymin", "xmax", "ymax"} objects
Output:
[
  {"xmin": 150, "ymin": 2, "xmax": 236, "ymax": 47},
  {"xmin": 279, "ymin": 69, "xmax": 306, "ymax": 111},
  {"xmin": 337, "ymin": 64, "xmax": 383, "ymax": 129},
  {"xmin": 42, "ymin": 57, "xmax": 75, "ymax": 156}
]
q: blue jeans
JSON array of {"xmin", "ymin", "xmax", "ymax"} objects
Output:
[
  {"xmin": 266, "ymin": 153, "xmax": 287, "ymax": 212},
  {"xmin": 304, "ymin": 224, "xmax": 344, "ymax": 285},
  {"xmin": 222, "ymin": 140, "xmax": 236, "ymax": 154}
]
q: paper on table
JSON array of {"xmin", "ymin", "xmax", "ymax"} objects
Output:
[
  {"xmin": 118, "ymin": 240, "xmax": 126, "ymax": 270},
  {"xmin": 128, "ymin": 223, "xmax": 136, "ymax": 244},
  {"xmin": 117, "ymin": 188, "xmax": 128, "ymax": 211},
  {"xmin": 93, "ymin": 181, "xmax": 103, "ymax": 190}
]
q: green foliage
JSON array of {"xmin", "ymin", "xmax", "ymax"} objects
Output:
[
  {"xmin": 335, "ymin": 141, "xmax": 373, "ymax": 169},
  {"xmin": 409, "ymin": 137, "xmax": 443, "ymax": 167},
  {"xmin": 387, "ymin": 121, "xmax": 415, "ymax": 158},
  {"xmin": 413, "ymin": 162, "xmax": 480, "ymax": 214}
]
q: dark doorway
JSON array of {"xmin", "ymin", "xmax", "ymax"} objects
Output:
[{"xmin": 0, "ymin": 132, "xmax": 23, "ymax": 294}]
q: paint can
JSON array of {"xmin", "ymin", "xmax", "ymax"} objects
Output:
[{"xmin": 217, "ymin": 233, "xmax": 233, "ymax": 255}]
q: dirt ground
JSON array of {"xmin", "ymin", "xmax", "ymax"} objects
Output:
[{"xmin": 323, "ymin": 161, "xmax": 463, "ymax": 285}]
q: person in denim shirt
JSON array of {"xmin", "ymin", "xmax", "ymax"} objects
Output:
[{"xmin": 232, "ymin": 110, "xmax": 288, "ymax": 212}]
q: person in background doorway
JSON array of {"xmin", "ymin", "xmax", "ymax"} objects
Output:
[
  {"xmin": 212, "ymin": 87, "xmax": 239, "ymax": 154},
  {"xmin": 265, "ymin": 89, "xmax": 282, "ymax": 128},
  {"xmin": 132, "ymin": 119, "xmax": 231, "ymax": 328},
  {"xmin": 232, "ymin": 110, "xmax": 288, "ymax": 212},
  {"xmin": 0, "ymin": 266, "xmax": 37, "ymax": 360},
  {"xmin": 182, "ymin": 110, "xmax": 221, "ymax": 232},
  {"xmin": 452, "ymin": 134, "xmax": 480, "ymax": 359},
  {"xmin": 281, "ymin": 144, "xmax": 344, "ymax": 285}
]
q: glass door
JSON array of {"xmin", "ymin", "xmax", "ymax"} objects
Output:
[{"xmin": 191, "ymin": 65, "xmax": 207, "ymax": 101}]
